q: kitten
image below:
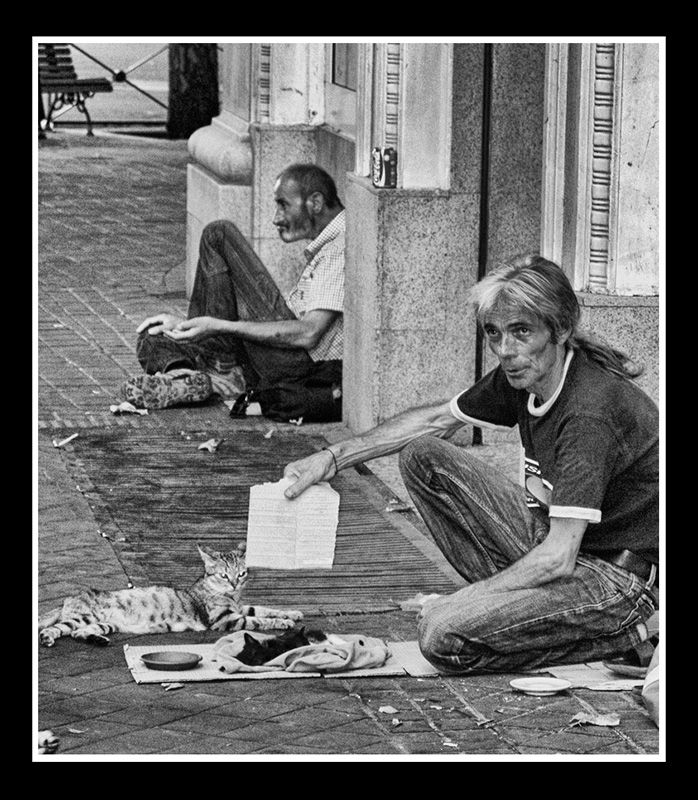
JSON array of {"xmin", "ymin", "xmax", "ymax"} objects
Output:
[
  {"xmin": 38, "ymin": 543, "xmax": 302, "ymax": 647},
  {"xmin": 236, "ymin": 626, "xmax": 328, "ymax": 666}
]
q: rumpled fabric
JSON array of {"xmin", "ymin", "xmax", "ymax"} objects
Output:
[
  {"xmin": 642, "ymin": 647, "xmax": 659, "ymax": 727},
  {"xmin": 212, "ymin": 631, "xmax": 390, "ymax": 674}
]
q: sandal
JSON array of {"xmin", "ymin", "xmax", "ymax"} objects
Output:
[
  {"xmin": 120, "ymin": 370, "xmax": 212, "ymax": 409},
  {"xmin": 602, "ymin": 637, "xmax": 658, "ymax": 678}
]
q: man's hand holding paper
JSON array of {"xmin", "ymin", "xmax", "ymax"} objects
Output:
[{"xmin": 283, "ymin": 449, "xmax": 338, "ymax": 499}]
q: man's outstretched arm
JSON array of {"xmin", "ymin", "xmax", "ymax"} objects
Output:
[
  {"xmin": 283, "ymin": 401, "xmax": 463, "ymax": 499},
  {"xmin": 162, "ymin": 309, "xmax": 339, "ymax": 351}
]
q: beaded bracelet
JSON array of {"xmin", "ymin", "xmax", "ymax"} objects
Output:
[{"xmin": 322, "ymin": 447, "xmax": 339, "ymax": 475}]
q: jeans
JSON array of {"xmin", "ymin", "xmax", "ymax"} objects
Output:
[
  {"xmin": 399, "ymin": 436, "xmax": 658, "ymax": 674},
  {"xmin": 136, "ymin": 220, "xmax": 316, "ymax": 388}
]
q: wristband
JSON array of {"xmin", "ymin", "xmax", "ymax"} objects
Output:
[{"xmin": 321, "ymin": 447, "xmax": 339, "ymax": 475}]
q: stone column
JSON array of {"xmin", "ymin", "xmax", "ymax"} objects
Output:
[
  {"xmin": 345, "ymin": 43, "xmax": 548, "ymax": 431},
  {"xmin": 541, "ymin": 42, "xmax": 660, "ymax": 401},
  {"xmin": 185, "ymin": 44, "xmax": 254, "ymax": 298},
  {"xmin": 185, "ymin": 43, "xmax": 328, "ymax": 297},
  {"xmin": 345, "ymin": 43, "xmax": 483, "ymax": 431}
]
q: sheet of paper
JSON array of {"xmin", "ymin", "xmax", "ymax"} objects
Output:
[{"xmin": 246, "ymin": 477, "xmax": 340, "ymax": 569}]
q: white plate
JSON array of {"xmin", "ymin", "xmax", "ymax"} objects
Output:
[{"xmin": 509, "ymin": 677, "xmax": 572, "ymax": 696}]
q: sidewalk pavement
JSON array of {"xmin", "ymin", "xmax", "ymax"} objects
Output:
[{"xmin": 35, "ymin": 128, "xmax": 660, "ymax": 759}]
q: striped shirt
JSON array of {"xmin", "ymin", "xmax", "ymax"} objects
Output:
[{"xmin": 286, "ymin": 210, "xmax": 345, "ymax": 362}]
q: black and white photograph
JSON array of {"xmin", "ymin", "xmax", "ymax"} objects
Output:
[{"xmin": 34, "ymin": 37, "xmax": 664, "ymax": 761}]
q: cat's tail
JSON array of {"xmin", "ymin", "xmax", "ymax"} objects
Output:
[{"xmin": 38, "ymin": 606, "xmax": 62, "ymax": 631}]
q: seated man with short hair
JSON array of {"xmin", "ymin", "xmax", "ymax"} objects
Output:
[{"xmin": 120, "ymin": 163, "xmax": 345, "ymax": 422}]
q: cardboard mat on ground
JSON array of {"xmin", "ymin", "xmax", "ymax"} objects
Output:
[
  {"xmin": 124, "ymin": 641, "xmax": 440, "ymax": 683},
  {"xmin": 545, "ymin": 661, "xmax": 645, "ymax": 690},
  {"xmin": 123, "ymin": 643, "xmax": 642, "ymax": 689}
]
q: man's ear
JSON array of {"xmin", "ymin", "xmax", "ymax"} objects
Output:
[{"xmin": 305, "ymin": 191, "xmax": 325, "ymax": 216}]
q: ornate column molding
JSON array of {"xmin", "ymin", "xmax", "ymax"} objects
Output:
[
  {"xmin": 588, "ymin": 43, "xmax": 616, "ymax": 291},
  {"xmin": 371, "ymin": 44, "xmax": 402, "ymax": 157},
  {"xmin": 252, "ymin": 43, "xmax": 272, "ymax": 124},
  {"xmin": 368, "ymin": 43, "xmax": 452, "ymax": 189},
  {"xmin": 385, "ymin": 43, "xmax": 401, "ymax": 150},
  {"xmin": 543, "ymin": 42, "xmax": 659, "ymax": 295}
]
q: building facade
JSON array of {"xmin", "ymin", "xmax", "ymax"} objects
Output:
[{"xmin": 185, "ymin": 42, "xmax": 661, "ymax": 432}]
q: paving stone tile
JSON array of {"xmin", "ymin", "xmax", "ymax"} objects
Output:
[
  {"xmin": 39, "ymin": 695, "xmax": 130, "ymax": 728},
  {"xmin": 144, "ymin": 689, "xmax": 246, "ymax": 714},
  {"xmin": 38, "ymin": 668, "xmax": 135, "ymax": 696},
  {"xmin": 499, "ymin": 724, "xmax": 615, "ymax": 751},
  {"xmin": 53, "ymin": 719, "xmax": 142, "ymax": 752},
  {"xmin": 93, "ymin": 704, "xmax": 203, "ymax": 729},
  {"xmin": 294, "ymin": 725, "xmax": 388, "ymax": 754},
  {"xmin": 620, "ymin": 730, "xmax": 660, "ymax": 752},
  {"xmin": 194, "ymin": 697, "xmax": 304, "ymax": 721},
  {"xmin": 60, "ymin": 726, "xmax": 197, "ymax": 755},
  {"xmin": 159, "ymin": 734, "xmax": 261, "ymax": 755},
  {"xmin": 247, "ymin": 743, "xmax": 340, "ymax": 755},
  {"xmin": 164, "ymin": 712, "xmax": 258, "ymax": 738},
  {"xmin": 209, "ymin": 719, "xmax": 288, "ymax": 745}
]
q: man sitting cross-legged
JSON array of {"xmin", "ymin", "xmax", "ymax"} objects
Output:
[
  {"xmin": 120, "ymin": 163, "xmax": 345, "ymax": 422},
  {"xmin": 282, "ymin": 254, "xmax": 659, "ymax": 675}
]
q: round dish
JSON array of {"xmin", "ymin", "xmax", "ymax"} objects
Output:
[
  {"xmin": 141, "ymin": 651, "xmax": 202, "ymax": 671},
  {"xmin": 509, "ymin": 677, "xmax": 572, "ymax": 696}
]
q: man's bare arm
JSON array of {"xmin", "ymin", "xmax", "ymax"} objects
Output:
[
  {"xmin": 485, "ymin": 516, "xmax": 588, "ymax": 589},
  {"xmin": 424, "ymin": 518, "xmax": 589, "ymax": 613},
  {"xmin": 163, "ymin": 309, "xmax": 338, "ymax": 350},
  {"xmin": 283, "ymin": 401, "xmax": 463, "ymax": 498}
]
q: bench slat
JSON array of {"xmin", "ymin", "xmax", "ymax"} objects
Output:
[
  {"xmin": 40, "ymin": 79, "xmax": 113, "ymax": 93},
  {"xmin": 38, "ymin": 44, "xmax": 112, "ymax": 94}
]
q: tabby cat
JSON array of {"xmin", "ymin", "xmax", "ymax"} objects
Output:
[
  {"xmin": 236, "ymin": 626, "xmax": 328, "ymax": 666},
  {"xmin": 38, "ymin": 543, "xmax": 303, "ymax": 647}
]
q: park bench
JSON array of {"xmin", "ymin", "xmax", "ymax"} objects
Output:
[{"xmin": 39, "ymin": 43, "xmax": 113, "ymax": 136}]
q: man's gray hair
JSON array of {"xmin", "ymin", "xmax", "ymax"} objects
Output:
[{"xmin": 471, "ymin": 254, "xmax": 643, "ymax": 380}]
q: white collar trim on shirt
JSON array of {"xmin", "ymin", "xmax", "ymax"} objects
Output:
[{"xmin": 527, "ymin": 348, "xmax": 574, "ymax": 417}]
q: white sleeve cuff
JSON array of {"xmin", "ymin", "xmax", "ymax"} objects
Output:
[{"xmin": 549, "ymin": 505, "xmax": 602, "ymax": 523}]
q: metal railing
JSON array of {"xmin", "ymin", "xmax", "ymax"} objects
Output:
[{"xmin": 44, "ymin": 43, "xmax": 169, "ymax": 126}]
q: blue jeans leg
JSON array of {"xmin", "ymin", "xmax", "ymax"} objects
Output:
[
  {"xmin": 136, "ymin": 220, "xmax": 313, "ymax": 385},
  {"xmin": 399, "ymin": 436, "xmax": 658, "ymax": 673}
]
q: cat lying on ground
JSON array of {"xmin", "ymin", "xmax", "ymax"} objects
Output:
[{"xmin": 38, "ymin": 543, "xmax": 302, "ymax": 647}]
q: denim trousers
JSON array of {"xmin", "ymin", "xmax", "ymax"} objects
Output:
[
  {"xmin": 399, "ymin": 436, "xmax": 658, "ymax": 674},
  {"xmin": 136, "ymin": 220, "xmax": 315, "ymax": 387}
]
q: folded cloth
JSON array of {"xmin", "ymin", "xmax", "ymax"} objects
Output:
[{"xmin": 213, "ymin": 631, "xmax": 390, "ymax": 674}]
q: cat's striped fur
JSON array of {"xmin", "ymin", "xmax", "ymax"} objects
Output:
[{"xmin": 38, "ymin": 543, "xmax": 302, "ymax": 647}]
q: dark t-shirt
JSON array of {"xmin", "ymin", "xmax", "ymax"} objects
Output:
[{"xmin": 450, "ymin": 350, "xmax": 659, "ymax": 563}]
